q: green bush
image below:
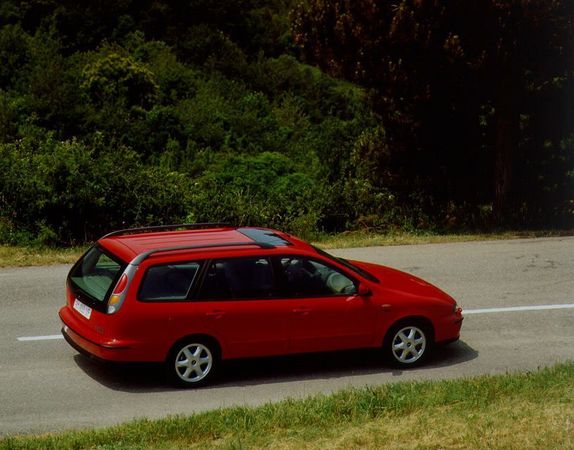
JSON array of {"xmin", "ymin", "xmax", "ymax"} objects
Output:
[
  {"xmin": 176, "ymin": 24, "xmax": 249, "ymax": 77},
  {"xmin": 127, "ymin": 33, "xmax": 199, "ymax": 103},
  {"xmin": 82, "ymin": 51, "xmax": 159, "ymax": 108},
  {"xmin": 0, "ymin": 136, "xmax": 193, "ymax": 244},
  {"xmin": 0, "ymin": 24, "xmax": 30, "ymax": 88},
  {"xmin": 188, "ymin": 152, "xmax": 326, "ymax": 237}
]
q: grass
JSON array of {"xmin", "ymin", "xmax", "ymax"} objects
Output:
[
  {"xmin": 1, "ymin": 362, "xmax": 573, "ymax": 449},
  {"xmin": 312, "ymin": 229, "xmax": 572, "ymax": 249},
  {"xmin": 0, "ymin": 229, "xmax": 571, "ymax": 268},
  {"xmin": 0, "ymin": 245, "xmax": 87, "ymax": 268}
]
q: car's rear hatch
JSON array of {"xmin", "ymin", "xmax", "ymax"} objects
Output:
[
  {"xmin": 67, "ymin": 245, "xmax": 127, "ymax": 315},
  {"xmin": 61, "ymin": 245, "xmax": 145, "ymax": 360},
  {"xmin": 62, "ymin": 245, "xmax": 129, "ymax": 347}
]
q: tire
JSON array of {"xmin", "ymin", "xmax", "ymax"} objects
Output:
[
  {"xmin": 167, "ymin": 338, "xmax": 219, "ymax": 388},
  {"xmin": 384, "ymin": 321, "xmax": 433, "ymax": 367}
]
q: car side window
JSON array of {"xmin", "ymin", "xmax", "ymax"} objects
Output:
[
  {"xmin": 197, "ymin": 257, "xmax": 274, "ymax": 300},
  {"xmin": 139, "ymin": 262, "xmax": 201, "ymax": 301},
  {"xmin": 276, "ymin": 256, "xmax": 357, "ymax": 297}
]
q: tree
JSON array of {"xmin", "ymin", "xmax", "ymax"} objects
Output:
[
  {"xmin": 82, "ymin": 52, "xmax": 158, "ymax": 108},
  {"xmin": 293, "ymin": 0, "xmax": 574, "ymax": 225}
]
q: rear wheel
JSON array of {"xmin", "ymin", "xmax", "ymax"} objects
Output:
[
  {"xmin": 167, "ymin": 339, "xmax": 219, "ymax": 388},
  {"xmin": 384, "ymin": 322, "xmax": 432, "ymax": 367}
]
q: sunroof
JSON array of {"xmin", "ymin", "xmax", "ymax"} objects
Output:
[{"xmin": 237, "ymin": 228, "xmax": 292, "ymax": 246}]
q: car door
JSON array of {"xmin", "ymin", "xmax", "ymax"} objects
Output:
[
  {"xmin": 193, "ymin": 256, "xmax": 291, "ymax": 359},
  {"xmin": 274, "ymin": 255, "xmax": 378, "ymax": 354},
  {"xmin": 128, "ymin": 260, "xmax": 204, "ymax": 360}
]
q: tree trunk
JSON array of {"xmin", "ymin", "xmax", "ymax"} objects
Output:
[{"xmin": 493, "ymin": 76, "xmax": 520, "ymax": 225}]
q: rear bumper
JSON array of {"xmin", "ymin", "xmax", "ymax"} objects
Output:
[
  {"xmin": 61, "ymin": 326, "xmax": 108, "ymax": 363},
  {"xmin": 59, "ymin": 307, "xmax": 133, "ymax": 362},
  {"xmin": 61, "ymin": 324, "xmax": 132, "ymax": 362}
]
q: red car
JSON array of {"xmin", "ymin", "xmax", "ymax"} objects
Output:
[{"xmin": 60, "ymin": 224, "xmax": 463, "ymax": 387}]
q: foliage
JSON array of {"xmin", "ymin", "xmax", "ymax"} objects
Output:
[
  {"xmin": 0, "ymin": 24, "xmax": 30, "ymax": 87},
  {"xmin": 293, "ymin": 0, "xmax": 574, "ymax": 227},
  {"xmin": 188, "ymin": 152, "xmax": 326, "ymax": 237},
  {"xmin": 0, "ymin": 137, "xmax": 192, "ymax": 244},
  {"xmin": 82, "ymin": 51, "xmax": 159, "ymax": 108},
  {"xmin": 0, "ymin": 0, "xmax": 572, "ymax": 245}
]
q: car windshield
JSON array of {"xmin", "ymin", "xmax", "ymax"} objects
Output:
[
  {"xmin": 312, "ymin": 246, "xmax": 379, "ymax": 283},
  {"xmin": 69, "ymin": 246, "xmax": 125, "ymax": 303}
]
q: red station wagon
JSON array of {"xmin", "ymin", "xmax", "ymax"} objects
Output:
[{"xmin": 60, "ymin": 224, "xmax": 463, "ymax": 387}]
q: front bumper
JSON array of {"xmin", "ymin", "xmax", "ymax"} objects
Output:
[{"xmin": 434, "ymin": 308, "xmax": 464, "ymax": 343}]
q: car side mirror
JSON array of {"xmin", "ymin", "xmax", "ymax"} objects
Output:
[{"xmin": 357, "ymin": 284, "xmax": 371, "ymax": 296}]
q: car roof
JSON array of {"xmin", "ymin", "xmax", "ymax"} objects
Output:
[{"xmin": 97, "ymin": 225, "xmax": 309, "ymax": 264}]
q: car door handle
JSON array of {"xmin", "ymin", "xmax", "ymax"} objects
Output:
[
  {"xmin": 292, "ymin": 307, "xmax": 310, "ymax": 315},
  {"xmin": 205, "ymin": 310, "xmax": 225, "ymax": 318}
]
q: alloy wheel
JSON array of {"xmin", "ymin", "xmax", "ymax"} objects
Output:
[
  {"xmin": 174, "ymin": 343, "xmax": 213, "ymax": 383},
  {"xmin": 391, "ymin": 326, "xmax": 427, "ymax": 364}
]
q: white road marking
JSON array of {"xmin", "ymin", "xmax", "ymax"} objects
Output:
[
  {"xmin": 464, "ymin": 303, "xmax": 574, "ymax": 315},
  {"xmin": 17, "ymin": 334, "xmax": 64, "ymax": 342},
  {"xmin": 15, "ymin": 304, "xmax": 574, "ymax": 342}
]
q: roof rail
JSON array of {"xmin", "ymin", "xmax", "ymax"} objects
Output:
[
  {"xmin": 130, "ymin": 241, "xmax": 275, "ymax": 266},
  {"xmin": 102, "ymin": 223, "xmax": 234, "ymax": 239}
]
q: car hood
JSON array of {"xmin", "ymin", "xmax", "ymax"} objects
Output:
[{"xmin": 350, "ymin": 260, "xmax": 456, "ymax": 306}]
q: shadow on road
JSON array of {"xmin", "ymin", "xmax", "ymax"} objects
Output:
[{"xmin": 73, "ymin": 340, "xmax": 478, "ymax": 393}]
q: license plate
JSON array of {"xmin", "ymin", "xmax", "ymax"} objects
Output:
[{"xmin": 73, "ymin": 299, "xmax": 92, "ymax": 320}]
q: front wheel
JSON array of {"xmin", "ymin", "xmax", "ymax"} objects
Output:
[
  {"xmin": 384, "ymin": 323, "xmax": 432, "ymax": 367},
  {"xmin": 167, "ymin": 339, "xmax": 219, "ymax": 388}
]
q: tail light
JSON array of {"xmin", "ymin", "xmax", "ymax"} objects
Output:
[{"xmin": 107, "ymin": 265, "xmax": 136, "ymax": 314}]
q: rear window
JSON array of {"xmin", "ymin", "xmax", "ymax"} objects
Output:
[
  {"xmin": 139, "ymin": 262, "xmax": 201, "ymax": 301},
  {"xmin": 69, "ymin": 246, "xmax": 125, "ymax": 303}
]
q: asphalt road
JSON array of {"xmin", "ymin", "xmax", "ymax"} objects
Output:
[{"xmin": 1, "ymin": 237, "xmax": 573, "ymax": 436}]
